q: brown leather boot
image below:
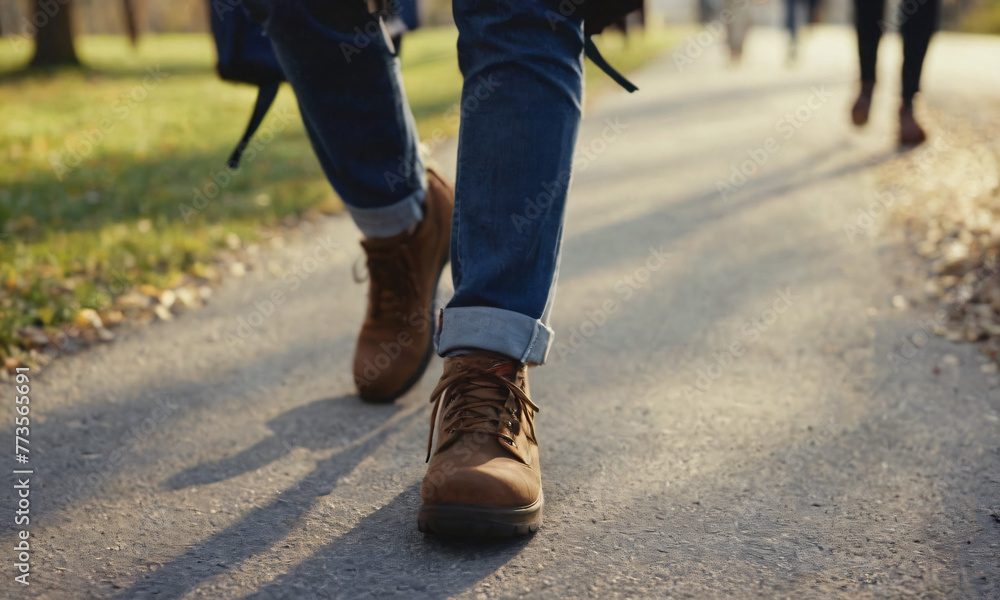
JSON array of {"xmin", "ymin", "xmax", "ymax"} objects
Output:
[
  {"xmin": 352, "ymin": 169, "xmax": 453, "ymax": 403},
  {"xmin": 418, "ymin": 353, "xmax": 543, "ymax": 538},
  {"xmin": 899, "ymin": 104, "xmax": 927, "ymax": 147},
  {"xmin": 851, "ymin": 81, "xmax": 874, "ymax": 127}
]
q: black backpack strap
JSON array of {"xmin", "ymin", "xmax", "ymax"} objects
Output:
[
  {"xmin": 584, "ymin": 37, "xmax": 638, "ymax": 93},
  {"xmin": 227, "ymin": 80, "xmax": 280, "ymax": 169}
]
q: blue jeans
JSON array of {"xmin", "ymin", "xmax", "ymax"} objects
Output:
[{"xmin": 263, "ymin": 0, "xmax": 584, "ymax": 365}]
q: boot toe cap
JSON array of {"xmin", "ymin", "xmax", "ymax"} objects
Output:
[{"xmin": 421, "ymin": 458, "xmax": 540, "ymax": 508}]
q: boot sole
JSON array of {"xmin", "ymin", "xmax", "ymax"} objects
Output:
[
  {"xmin": 417, "ymin": 493, "xmax": 543, "ymax": 539},
  {"xmin": 851, "ymin": 106, "xmax": 869, "ymax": 127},
  {"xmin": 360, "ymin": 256, "xmax": 449, "ymax": 404},
  {"xmin": 898, "ymin": 135, "xmax": 927, "ymax": 148}
]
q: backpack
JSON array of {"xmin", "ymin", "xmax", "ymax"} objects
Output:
[
  {"xmin": 207, "ymin": 0, "xmax": 420, "ymax": 168},
  {"xmin": 581, "ymin": 0, "xmax": 645, "ymax": 92},
  {"xmin": 208, "ymin": 0, "xmax": 284, "ymax": 168},
  {"xmin": 207, "ymin": 0, "xmax": 642, "ymax": 167}
]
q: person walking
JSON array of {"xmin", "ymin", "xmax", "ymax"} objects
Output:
[
  {"xmin": 258, "ymin": 0, "xmax": 584, "ymax": 538},
  {"xmin": 784, "ymin": 0, "xmax": 821, "ymax": 63},
  {"xmin": 699, "ymin": 0, "xmax": 719, "ymax": 23},
  {"xmin": 850, "ymin": 0, "xmax": 940, "ymax": 146},
  {"xmin": 723, "ymin": 0, "xmax": 754, "ymax": 65}
]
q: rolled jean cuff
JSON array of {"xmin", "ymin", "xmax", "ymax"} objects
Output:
[
  {"xmin": 435, "ymin": 306, "xmax": 554, "ymax": 365},
  {"xmin": 346, "ymin": 187, "xmax": 425, "ymax": 238}
]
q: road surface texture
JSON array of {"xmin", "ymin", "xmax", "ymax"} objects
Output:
[{"xmin": 7, "ymin": 26, "xmax": 1000, "ymax": 599}]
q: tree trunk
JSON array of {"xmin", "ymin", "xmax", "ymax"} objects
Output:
[
  {"xmin": 29, "ymin": 0, "xmax": 80, "ymax": 68},
  {"xmin": 122, "ymin": 0, "xmax": 139, "ymax": 47}
]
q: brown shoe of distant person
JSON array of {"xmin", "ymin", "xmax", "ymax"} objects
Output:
[
  {"xmin": 898, "ymin": 104, "xmax": 927, "ymax": 147},
  {"xmin": 352, "ymin": 169, "xmax": 453, "ymax": 403},
  {"xmin": 851, "ymin": 81, "xmax": 875, "ymax": 126},
  {"xmin": 419, "ymin": 353, "xmax": 542, "ymax": 538}
]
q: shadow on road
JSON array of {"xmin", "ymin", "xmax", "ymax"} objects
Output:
[
  {"xmin": 0, "ymin": 332, "xmax": 357, "ymax": 540},
  {"xmin": 602, "ymin": 74, "xmax": 855, "ymax": 126},
  {"xmin": 561, "ymin": 139, "xmax": 898, "ymax": 283},
  {"xmin": 162, "ymin": 395, "xmax": 394, "ymax": 490},
  {"xmin": 244, "ymin": 483, "xmax": 531, "ymax": 599},
  {"xmin": 119, "ymin": 398, "xmax": 427, "ymax": 599}
]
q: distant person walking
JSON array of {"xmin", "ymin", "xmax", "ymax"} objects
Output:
[
  {"xmin": 699, "ymin": 0, "xmax": 718, "ymax": 23},
  {"xmin": 850, "ymin": 0, "xmax": 940, "ymax": 146},
  {"xmin": 785, "ymin": 0, "xmax": 821, "ymax": 63},
  {"xmin": 724, "ymin": 0, "xmax": 754, "ymax": 64}
]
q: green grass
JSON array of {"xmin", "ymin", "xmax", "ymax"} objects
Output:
[{"xmin": 0, "ymin": 25, "xmax": 688, "ymax": 363}]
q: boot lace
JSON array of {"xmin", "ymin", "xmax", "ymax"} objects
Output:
[
  {"xmin": 426, "ymin": 362, "xmax": 539, "ymax": 462},
  {"xmin": 353, "ymin": 245, "xmax": 419, "ymax": 319}
]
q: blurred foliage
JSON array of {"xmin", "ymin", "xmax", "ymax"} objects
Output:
[
  {"xmin": 960, "ymin": 0, "xmax": 1000, "ymax": 34},
  {"xmin": 881, "ymin": 107, "xmax": 1000, "ymax": 360}
]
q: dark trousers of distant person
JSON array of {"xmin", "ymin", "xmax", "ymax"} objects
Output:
[
  {"xmin": 851, "ymin": 0, "xmax": 940, "ymax": 145},
  {"xmin": 784, "ymin": 0, "xmax": 821, "ymax": 62},
  {"xmin": 853, "ymin": 0, "xmax": 939, "ymax": 107},
  {"xmin": 785, "ymin": 0, "xmax": 821, "ymax": 43}
]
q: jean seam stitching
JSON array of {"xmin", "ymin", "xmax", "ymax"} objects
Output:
[{"xmin": 521, "ymin": 321, "xmax": 541, "ymax": 363}]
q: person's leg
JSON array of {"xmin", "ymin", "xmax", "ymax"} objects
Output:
[
  {"xmin": 263, "ymin": 1, "xmax": 425, "ymax": 238},
  {"xmin": 786, "ymin": 0, "xmax": 799, "ymax": 62},
  {"xmin": 851, "ymin": 0, "xmax": 885, "ymax": 126},
  {"xmin": 807, "ymin": 0, "xmax": 822, "ymax": 23},
  {"xmin": 900, "ymin": 0, "xmax": 939, "ymax": 105},
  {"xmin": 420, "ymin": 0, "xmax": 584, "ymax": 538},
  {"xmin": 854, "ymin": 0, "xmax": 883, "ymax": 84},
  {"xmin": 434, "ymin": 0, "xmax": 584, "ymax": 366},
  {"xmin": 264, "ymin": 1, "xmax": 454, "ymax": 401},
  {"xmin": 898, "ymin": 0, "xmax": 940, "ymax": 145},
  {"xmin": 731, "ymin": 9, "xmax": 751, "ymax": 63},
  {"xmin": 786, "ymin": 0, "xmax": 798, "ymax": 42},
  {"xmin": 699, "ymin": 0, "xmax": 714, "ymax": 23},
  {"xmin": 723, "ymin": 0, "xmax": 750, "ymax": 64}
]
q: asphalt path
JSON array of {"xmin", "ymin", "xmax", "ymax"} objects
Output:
[{"xmin": 7, "ymin": 26, "xmax": 1000, "ymax": 599}]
